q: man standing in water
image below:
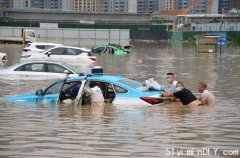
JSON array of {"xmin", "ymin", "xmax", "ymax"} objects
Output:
[
  {"xmin": 84, "ymin": 82, "xmax": 105, "ymax": 106},
  {"xmin": 167, "ymin": 72, "xmax": 178, "ymax": 93},
  {"xmin": 161, "ymin": 82, "xmax": 200, "ymax": 107},
  {"xmin": 198, "ymin": 82, "xmax": 216, "ymax": 106}
]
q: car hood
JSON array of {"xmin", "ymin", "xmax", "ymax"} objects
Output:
[{"xmin": 4, "ymin": 93, "xmax": 38, "ymax": 102}]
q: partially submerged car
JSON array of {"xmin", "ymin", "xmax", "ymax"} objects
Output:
[
  {"xmin": 22, "ymin": 42, "xmax": 63, "ymax": 54},
  {"xmin": 91, "ymin": 44, "xmax": 130, "ymax": 55},
  {"xmin": 4, "ymin": 68, "xmax": 165, "ymax": 106},
  {"xmin": 0, "ymin": 60, "xmax": 81, "ymax": 80},
  {"xmin": 20, "ymin": 45, "xmax": 96, "ymax": 65}
]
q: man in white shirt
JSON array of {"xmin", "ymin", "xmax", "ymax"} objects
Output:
[
  {"xmin": 167, "ymin": 72, "xmax": 178, "ymax": 93},
  {"xmin": 198, "ymin": 82, "xmax": 216, "ymax": 106},
  {"xmin": 84, "ymin": 82, "xmax": 105, "ymax": 106}
]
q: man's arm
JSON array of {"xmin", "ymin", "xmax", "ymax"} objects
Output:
[
  {"xmin": 161, "ymin": 93, "xmax": 174, "ymax": 97},
  {"xmin": 84, "ymin": 86, "xmax": 93, "ymax": 95}
]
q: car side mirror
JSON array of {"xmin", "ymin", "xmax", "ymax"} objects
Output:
[
  {"xmin": 47, "ymin": 51, "xmax": 51, "ymax": 57},
  {"xmin": 37, "ymin": 34, "xmax": 40, "ymax": 38},
  {"xmin": 35, "ymin": 89, "xmax": 44, "ymax": 96},
  {"xmin": 64, "ymin": 70, "xmax": 72, "ymax": 75}
]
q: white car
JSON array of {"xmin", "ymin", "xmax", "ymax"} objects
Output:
[
  {"xmin": 0, "ymin": 60, "xmax": 82, "ymax": 80},
  {"xmin": 20, "ymin": 46, "xmax": 96, "ymax": 65},
  {"xmin": 0, "ymin": 52, "xmax": 7, "ymax": 62},
  {"xmin": 22, "ymin": 42, "xmax": 63, "ymax": 54}
]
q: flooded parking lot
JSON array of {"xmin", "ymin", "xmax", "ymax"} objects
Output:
[{"xmin": 0, "ymin": 42, "xmax": 239, "ymax": 157}]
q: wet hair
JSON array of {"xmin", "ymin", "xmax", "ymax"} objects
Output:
[
  {"xmin": 89, "ymin": 82, "xmax": 96, "ymax": 88},
  {"xmin": 199, "ymin": 81, "xmax": 207, "ymax": 88},
  {"xmin": 167, "ymin": 72, "xmax": 174, "ymax": 76},
  {"xmin": 177, "ymin": 81, "xmax": 184, "ymax": 87}
]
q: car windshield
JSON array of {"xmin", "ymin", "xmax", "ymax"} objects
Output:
[
  {"xmin": 64, "ymin": 63, "xmax": 80, "ymax": 74},
  {"xmin": 119, "ymin": 79, "xmax": 142, "ymax": 89}
]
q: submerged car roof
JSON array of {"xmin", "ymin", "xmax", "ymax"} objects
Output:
[{"xmin": 66, "ymin": 75, "xmax": 126, "ymax": 83}]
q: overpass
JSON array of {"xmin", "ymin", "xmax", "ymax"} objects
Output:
[{"xmin": 2, "ymin": 8, "xmax": 152, "ymax": 24}]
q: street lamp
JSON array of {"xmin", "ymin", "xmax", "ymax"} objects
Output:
[{"xmin": 219, "ymin": 11, "xmax": 224, "ymax": 55}]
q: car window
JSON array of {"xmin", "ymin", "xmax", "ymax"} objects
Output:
[
  {"xmin": 45, "ymin": 80, "xmax": 64, "ymax": 95},
  {"xmin": 14, "ymin": 65, "xmax": 25, "ymax": 71},
  {"xmin": 35, "ymin": 45, "xmax": 45, "ymax": 49},
  {"xmin": 106, "ymin": 47, "xmax": 115, "ymax": 53},
  {"xmin": 25, "ymin": 43, "xmax": 31, "ymax": 47},
  {"xmin": 66, "ymin": 48, "xmax": 83, "ymax": 55},
  {"xmin": 93, "ymin": 47, "xmax": 105, "ymax": 53},
  {"xmin": 119, "ymin": 79, "xmax": 142, "ymax": 89},
  {"xmin": 113, "ymin": 84, "xmax": 128, "ymax": 93},
  {"xmin": 62, "ymin": 81, "xmax": 80, "ymax": 93},
  {"xmin": 27, "ymin": 31, "xmax": 35, "ymax": 37},
  {"xmin": 15, "ymin": 63, "xmax": 45, "ymax": 72},
  {"xmin": 44, "ymin": 45, "xmax": 55, "ymax": 50},
  {"xmin": 49, "ymin": 48, "xmax": 65, "ymax": 55},
  {"xmin": 47, "ymin": 64, "xmax": 68, "ymax": 73}
]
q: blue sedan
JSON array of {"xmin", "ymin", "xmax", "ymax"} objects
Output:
[{"xmin": 4, "ymin": 74, "xmax": 165, "ymax": 106}]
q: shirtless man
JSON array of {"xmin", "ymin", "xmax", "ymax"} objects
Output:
[{"xmin": 198, "ymin": 82, "xmax": 216, "ymax": 106}]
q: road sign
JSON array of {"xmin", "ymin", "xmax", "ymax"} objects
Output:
[{"xmin": 209, "ymin": 32, "xmax": 227, "ymax": 47}]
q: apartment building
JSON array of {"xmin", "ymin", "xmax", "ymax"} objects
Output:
[
  {"xmin": 218, "ymin": 0, "xmax": 235, "ymax": 13},
  {"xmin": 165, "ymin": 0, "xmax": 177, "ymax": 10},
  {"xmin": 0, "ymin": 0, "xmax": 7, "ymax": 9},
  {"xmin": 137, "ymin": 0, "xmax": 159, "ymax": 13},
  {"xmin": 236, "ymin": 0, "xmax": 240, "ymax": 8},
  {"xmin": 5, "ymin": 0, "xmax": 62, "ymax": 9},
  {"xmin": 73, "ymin": 0, "xmax": 97, "ymax": 12},
  {"xmin": 62, "ymin": 0, "xmax": 73, "ymax": 10}
]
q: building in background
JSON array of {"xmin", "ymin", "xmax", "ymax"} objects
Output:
[
  {"xmin": 165, "ymin": 0, "xmax": 176, "ymax": 10},
  {"xmin": 5, "ymin": 0, "xmax": 62, "ymax": 9},
  {"xmin": 62, "ymin": 0, "xmax": 73, "ymax": 10},
  {"xmin": 128, "ymin": 0, "xmax": 137, "ymax": 13},
  {"xmin": 236, "ymin": 0, "xmax": 240, "ymax": 9},
  {"xmin": 0, "ymin": 0, "xmax": 7, "ymax": 9},
  {"xmin": 218, "ymin": 0, "xmax": 235, "ymax": 13},
  {"xmin": 6, "ymin": 0, "xmax": 27, "ymax": 8},
  {"xmin": 175, "ymin": 0, "xmax": 218, "ymax": 14},
  {"xmin": 1, "ymin": 0, "xmax": 239, "ymax": 14},
  {"xmin": 137, "ymin": 0, "xmax": 159, "ymax": 13},
  {"xmin": 73, "ymin": 0, "xmax": 97, "ymax": 12},
  {"xmin": 158, "ymin": 0, "xmax": 165, "ymax": 11}
]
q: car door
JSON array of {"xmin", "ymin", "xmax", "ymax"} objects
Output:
[
  {"xmin": 37, "ymin": 80, "xmax": 64, "ymax": 105},
  {"xmin": 46, "ymin": 63, "xmax": 71, "ymax": 78},
  {"xmin": 14, "ymin": 63, "xmax": 47, "ymax": 79},
  {"xmin": 74, "ymin": 80, "xmax": 87, "ymax": 107},
  {"xmin": 45, "ymin": 47, "xmax": 65, "ymax": 61}
]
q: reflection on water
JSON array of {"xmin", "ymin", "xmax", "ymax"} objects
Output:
[{"xmin": 0, "ymin": 42, "xmax": 239, "ymax": 157}]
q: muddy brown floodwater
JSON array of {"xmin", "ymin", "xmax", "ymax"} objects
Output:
[{"xmin": 0, "ymin": 42, "xmax": 239, "ymax": 158}]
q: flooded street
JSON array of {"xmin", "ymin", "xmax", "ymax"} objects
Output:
[{"xmin": 0, "ymin": 42, "xmax": 239, "ymax": 158}]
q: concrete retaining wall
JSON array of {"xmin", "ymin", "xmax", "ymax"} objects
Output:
[{"xmin": 0, "ymin": 27, "xmax": 130, "ymax": 47}]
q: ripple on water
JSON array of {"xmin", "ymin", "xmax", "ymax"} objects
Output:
[{"xmin": 0, "ymin": 43, "xmax": 239, "ymax": 157}]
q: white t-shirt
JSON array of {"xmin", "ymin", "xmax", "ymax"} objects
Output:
[
  {"xmin": 84, "ymin": 86, "xmax": 105, "ymax": 105},
  {"xmin": 201, "ymin": 90, "xmax": 216, "ymax": 106},
  {"xmin": 171, "ymin": 80, "xmax": 178, "ymax": 93}
]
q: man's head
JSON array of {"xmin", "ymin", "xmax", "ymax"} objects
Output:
[
  {"xmin": 167, "ymin": 72, "xmax": 175, "ymax": 84},
  {"xmin": 89, "ymin": 82, "xmax": 96, "ymax": 88},
  {"xmin": 76, "ymin": 82, "xmax": 81, "ymax": 88},
  {"xmin": 198, "ymin": 82, "xmax": 207, "ymax": 93},
  {"xmin": 176, "ymin": 81, "xmax": 184, "ymax": 92}
]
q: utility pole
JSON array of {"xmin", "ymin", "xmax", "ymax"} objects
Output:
[{"xmin": 220, "ymin": 12, "xmax": 224, "ymax": 55}]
